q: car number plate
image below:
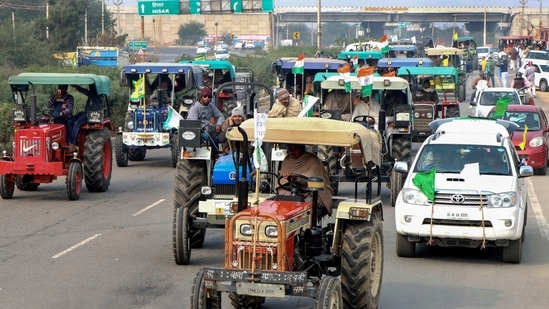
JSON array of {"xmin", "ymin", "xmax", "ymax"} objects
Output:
[
  {"xmin": 236, "ymin": 282, "xmax": 285, "ymax": 298},
  {"xmin": 434, "ymin": 208, "xmax": 473, "ymax": 220}
]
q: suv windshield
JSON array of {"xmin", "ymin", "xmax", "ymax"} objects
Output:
[{"xmin": 415, "ymin": 144, "xmax": 511, "ymax": 175}]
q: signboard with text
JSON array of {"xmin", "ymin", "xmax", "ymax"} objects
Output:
[
  {"xmin": 129, "ymin": 41, "xmax": 148, "ymax": 50},
  {"xmin": 137, "ymin": 0, "xmax": 181, "ymax": 16}
]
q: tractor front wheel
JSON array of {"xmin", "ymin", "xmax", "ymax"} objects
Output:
[
  {"xmin": 0, "ymin": 174, "xmax": 15, "ymax": 199},
  {"xmin": 190, "ymin": 269, "xmax": 221, "ymax": 309},
  {"xmin": 115, "ymin": 135, "xmax": 128, "ymax": 167},
  {"xmin": 15, "ymin": 175, "xmax": 39, "ymax": 191},
  {"xmin": 67, "ymin": 161, "xmax": 83, "ymax": 200},
  {"xmin": 315, "ymin": 276, "xmax": 342, "ymax": 309}
]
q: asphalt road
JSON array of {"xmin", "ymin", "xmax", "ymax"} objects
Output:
[{"xmin": 1, "ymin": 75, "xmax": 549, "ymax": 308}]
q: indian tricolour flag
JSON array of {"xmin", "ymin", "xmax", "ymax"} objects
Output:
[
  {"xmin": 379, "ymin": 34, "xmax": 389, "ymax": 54},
  {"xmin": 292, "ymin": 52, "xmax": 305, "ymax": 75},
  {"xmin": 351, "ymin": 55, "xmax": 359, "ymax": 69},
  {"xmin": 163, "ymin": 106, "xmax": 184, "ymax": 130},
  {"xmin": 337, "ymin": 63, "xmax": 352, "ymax": 93},
  {"xmin": 357, "ymin": 67, "xmax": 375, "ymax": 97}
]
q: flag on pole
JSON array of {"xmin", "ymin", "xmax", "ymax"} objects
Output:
[
  {"xmin": 379, "ymin": 34, "xmax": 390, "ymax": 54},
  {"xmin": 491, "ymin": 96, "xmax": 510, "ymax": 118},
  {"xmin": 292, "ymin": 52, "xmax": 305, "ymax": 75},
  {"xmin": 519, "ymin": 125, "xmax": 528, "ymax": 151},
  {"xmin": 453, "ymin": 32, "xmax": 459, "ymax": 41},
  {"xmin": 357, "ymin": 67, "xmax": 376, "ymax": 97},
  {"xmin": 298, "ymin": 95, "xmax": 319, "ymax": 117},
  {"xmin": 163, "ymin": 106, "xmax": 184, "ymax": 130},
  {"xmin": 130, "ymin": 75, "xmax": 145, "ymax": 101},
  {"xmin": 412, "ymin": 167, "xmax": 437, "ymax": 202},
  {"xmin": 351, "ymin": 54, "xmax": 359, "ymax": 69},
  {"xmin": 337, "ymin": 63, "xmax": 352, "ymax": 93},
  {"xmin": 253, "ymin": 110, "xmax": 268, "ymax": 171}
]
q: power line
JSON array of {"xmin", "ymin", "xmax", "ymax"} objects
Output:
[{"xmin": 0, "ymin": 1, "xmax": 47, "ymax": 10}]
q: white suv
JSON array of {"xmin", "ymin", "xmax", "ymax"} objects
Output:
[
  {"xmin": 524, "ymin": 50, "xmax": 549, "ymax": 66},
  {"xmin": 470, "ymin": 87, "xmax": 522, "ymax": 117},
  {"xmin": 394, "ymin": 118, "xmax": 533, "ymax": 263}
]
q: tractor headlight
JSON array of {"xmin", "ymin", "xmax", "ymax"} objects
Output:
[
  {"xmin": 201, "ymin": 187, "xmax": 212, "ymax": 195},
  {"xmin": 13, "ymin": 109, "xmax": 27, "ymax": 122},
  {"xmin": 265, "ymin": 225, "xmax": 278, "ymax": 237},
  {"xmin": 126, "ymin": 121, "xmax": 134, "ymax": 130},
  {"xmin": 51, "ymin": 142, "xmax": 60, "ymax": 150},
  {"xmin": 240, "ymin": 224, "xmax": 253, "ymax": 236}
]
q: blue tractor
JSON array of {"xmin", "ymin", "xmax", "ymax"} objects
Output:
[{"xmin": 117, "ymin": 63, "xmax": 204, "ymax": 167}]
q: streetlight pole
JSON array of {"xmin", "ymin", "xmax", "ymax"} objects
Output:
[
  {"xmin": 113, "ymin": 0, "xmax": 123, "ymax": 35},
  {"xmin": 316, "ymin": 0, "xmax": 321, "ymax": 50},
  {"xmin": 101, "ymin": 0, "xmax": 105, "ymax": 34},
  {"xmin": 215, "ymin": 22, "xmax": 218, "ymax": 46},
  {"xmin": 520, "ymin": 0, "xmax": 528, "ymax": 36}
]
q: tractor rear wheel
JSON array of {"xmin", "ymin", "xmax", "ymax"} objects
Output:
[
  {"xmin": 128, "ymin": 147, "xmax": 146, "ymax": 161},
  {"xmin": 191, "ymin": 269, "xmax": 221, "ymax": 309},
  {"xmin": 115, "ymin": 135, "xmax": 128, "ymax": 167},
  {"xmin": 66, "ymin": 161, "xmax": 82, "ymax": 200},
  {"xmin": 341, "ymin": 213, "xmax": 384, "ymax": 309},
  {"xmin": 84, "ymin": 128, "xmax": 112, "ymax": 192},
  {"xmin": 173, "ymin": 159, "xmax": 207, "ymax": 265},
  {"xmin": 0, "ymin": 174, "xmax": 15, "ymax": 199},
  {"xmin": 315, "ymin": 276, "xmax": 342, "ymax": 309},
  {"xmin": 171, "ymin": 132, "xmax": 179, "ymax": 168},
  {"xmin": 15, "ymin": 175, "xmax": 39, "ymax": 191}
]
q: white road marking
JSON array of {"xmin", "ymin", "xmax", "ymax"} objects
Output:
[
  {"xmin": 51, "ymin": 234, "xmax": 102, "ymax": 259},
  {"xmin": 526, "ymin": 178, "xmax": 549, "ymax": 240},
  {"xmin": 132, "ymin": 199, "xmax": 165, "ymax": 217}
]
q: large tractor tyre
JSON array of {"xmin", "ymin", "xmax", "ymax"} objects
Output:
[
  {"xmin": 66, "ymin": 161, "xmax": 83, "ymax": 201},
  {"xmin": 190, "ymin": 269, "xmax": 221, "ymax": 309},
  {"xmin": 318, "ymin": 145, "xmax": 340, "ymax": 195},
  {"xmin": 390, "ymin": 168, "xmax": 404, "ymax": 207},
  {"xmin": 171, "ymin": 132, "xmax": 179, "ymax": 168},
  {"xmin": 115, "ymin": 135, "xmax": 128, "ymax": 167},
  {"xmin": 128, "ymin": 147, "xmax": 146, "ymax": 161},
  {"xmin": 173, "ymin": 159, "xmax": 207, "ymax": 265},
  {"xmin": 315, "ymin": 276, "xmax": 342, "ymax": 309},
  {"xmin": 0, "ymin": 174, "xmax": 15, "ymax": 199},
  {"xmin": 391, "ymin": 136, "xmax": 412, "ymax": 163},
  {"xmin": 396, "ymin": 233, "xmax": 416, "ymax": 257},
  {"xmin": 15, "ymin": 175, "xmax": 39, "ymax": 191},
  {"xmin": 222, "ymin": 100, "xmax": 237, "ymax": 120},
  {"xmin": 502, "ymin": 239, "xmax": 523, "ymax": 264},
  {"xmin": 341, "ymin": 214, "xmax": 384, "ymax": 309},
  {"xmin": 84, "ymin": 129, "xmax": 113, "ymax": 193},
  {"xmin": 445, "ymin": 105, "xmax": 460, "ymax": 118},
  {"xmin": 228, "ymin": 293, "xmax": 265, "ymax": 309}
]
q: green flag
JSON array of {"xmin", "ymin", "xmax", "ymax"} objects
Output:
[
  {"xmin": 412, "ymin": 167, "xmax": 436, "ymax": 202},
  {"xmin": 491, "ymin": 96, "xmax": 510, "ymax": 118}
]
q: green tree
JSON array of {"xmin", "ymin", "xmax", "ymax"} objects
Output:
[
  {"xmin": 0, "ymin": 20, "xmax": 57, "ymax": 68},
  {"xmin": 178, "ymin": 21, "xmax": 207, "ymax": 45}
]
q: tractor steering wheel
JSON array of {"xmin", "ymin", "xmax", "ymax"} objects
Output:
[
  {"xmin": 353, "ymin": 115, "xmax": 376, "ymax": 128},
  {"xmin": 277, "ymin": 173, "xmax": 309, "ymax": 194}
]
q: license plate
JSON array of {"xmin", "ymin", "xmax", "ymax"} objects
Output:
[
  {"xmin": 236, "ymin": 282, "xmax": 285, "ymax": 298},
  {"xmin": 434, "ymin": 208, "xmax": 473, "ymax": 220}
]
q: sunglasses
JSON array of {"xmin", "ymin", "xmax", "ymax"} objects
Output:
[{"xmin": 202, "ymin": 95, "xmax": 212, "ymax": 98}]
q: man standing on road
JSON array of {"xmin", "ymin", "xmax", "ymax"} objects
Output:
[
  {"xmin": 496, "ymin": 55, "xmax": 509, "ymax": 88},
  {"xmin": 485, "ymin": 56, "xmax": 496, "ymax": 88},
  {"xmin": 525, "ymin": 61, "xmax": 537, "ymax": 98}
]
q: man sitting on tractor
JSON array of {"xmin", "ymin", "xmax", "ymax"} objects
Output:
[
  {"xmin": 416, "ymin": 79, "xmax": 439, "ymax": 103},
  {"xmin": 187, "ymin": 87, "xmax": 225, "ymax": 157},
  {"xmin": 47, "ymin": 84, "xmax": 74, "ymax": 124},
  {"xmin": 218, "ymin": 106, "xmax": 246, "ymax": 154},
  {"xmin": 277, "ymin": 144, "xmax": 334, "ymax": 217},
  {"xmin": 268, "ymin": 88, "xmax": 302, "ymax": 118}
]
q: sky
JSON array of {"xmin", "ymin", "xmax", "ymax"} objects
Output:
[{"xmin": 120, "ymin": 0, "xmax": 542, "ymax": 8}]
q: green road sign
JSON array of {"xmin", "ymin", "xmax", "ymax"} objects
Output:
[
  {"xmin": 129, "ymin": 41, "xmax": 148, "ymax": 50},
  {"xmin": 230, "ymin": 0, "xmax": 242, "ymax": 13},
  {"xmin": 137, "ymin": 0, "xmax": 180, "ymax": 16},
  {"xmin": 190, "ymin": 0, "xmax": 200, "ymax": 14}
]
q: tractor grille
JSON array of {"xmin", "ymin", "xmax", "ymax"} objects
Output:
[
  {"xmin": 214, "ymin": 184, "xmax": 236, "ymax": 195},
  {"xmin": 232, "ymin": 241, "xmax": 279, "ymax": 271},
  {"xmin": 19, "ymin": 138, "xmax": 41, "ymax": 157},
  {"xmin": 134, "ymin": 108, "xmax": 161, "ymax": 133},
  {"xmin": 413, "ymin": 104, "xmax": 436, "ymax": 134}
]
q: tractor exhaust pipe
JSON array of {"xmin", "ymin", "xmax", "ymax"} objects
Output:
[
  {"xmin": 237, "ymin": 126, "xmax": 249, "ymax": 212},
  {"xmin": 28, "ymin": 82, "xmax": 37, "ymax": 126}
]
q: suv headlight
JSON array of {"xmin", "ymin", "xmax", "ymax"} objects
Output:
[
  {"xmin": 488, "ymin": 192, "xmax": 517, "ymax": 208},
  {"xmin": 401, "ymin": 188, "xmax": 430, "ymax": 206}
]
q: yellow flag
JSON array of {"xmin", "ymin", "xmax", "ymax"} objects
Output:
[
  {"xmin": 130, "ymin": 75, "xmax": 145, "ymax": 101},
  {"xmin": 519, "ymin": 125, "xmax": 528, "ymax": 151},
  {"xmin": 453, "ymin": 32, "xmax": 458, "ymax": 41}
]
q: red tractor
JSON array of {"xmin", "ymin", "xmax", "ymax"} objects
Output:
[{"xmin": 0, "ymin": 73, "xmax": 113, "ymax": 200}]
